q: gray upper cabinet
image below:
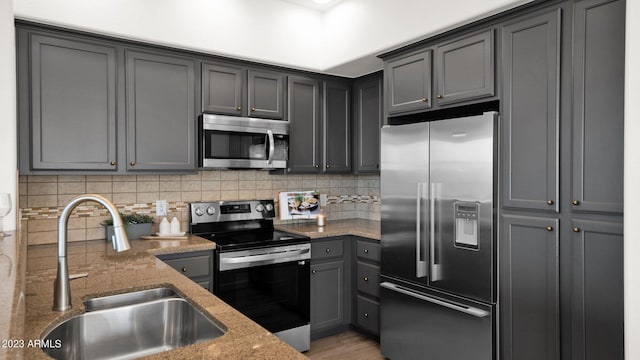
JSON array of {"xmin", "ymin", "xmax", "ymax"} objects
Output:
[
  {"xmin": 571, "ymin": 219, "xmax": 623, "ymax": 360},
  {"xmin": 201, "ymin": 63, "xmax": 244, "ymax": 116},
  {"xmin": 501, "ymin": 9, "xmax": 561, "ymax": 212},
  {"xmin": 24, "ymin": 33, "xmax": 118, "ymax": 171},
  {"xmin": 287, "ymin": 76, "xmax": 322, "ymax": 173},
  {"xmin": 247, "ymin": 69, "xmax": 285, "ymax": 120},
  {"xmin": 571, "ymin": 0, "xmax": 625, "ymax": 214},
  {"xmin": 353, "ymin": 74, "xmax": 383, "ymax": 173},
  {"xmin": 385, "ymin": 49, "xmax": 432, "ymax": 115},
  {"xmin": 323, "ymin": 80, "xmax": 351, "ymax": 173},
  {"xmin": 201, "ymin": 65, "xmax": 285, "ymax": 120},
  {"xmin": 125, "ymin": 50, "xmax": 196, "ymax": 171},
  {"xmin": 500, "ymin": 215, "xmax": 560, "ymax": 360},
  {"xmin": 435, "ymin": 30, "xmax": 495, "ymax": 106}
]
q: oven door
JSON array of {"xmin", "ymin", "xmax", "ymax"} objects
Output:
[
  {"xmin": 215, "ymin": 245, "xmax": 310, "ymax": 335},
  {"xmin": 199, "ymin": 114, "xmax": 288, "ymax": 169}
]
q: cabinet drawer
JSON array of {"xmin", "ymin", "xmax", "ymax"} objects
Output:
[
  {"xmin": 312, "ymin": 239, "xmax": 344, "ymax": 260},
  {"xmin": 356, "ymin": 240, "xmax": 380, "ymax": 262},
  {"xmin": 196, "ymin": 279, "xmax": 212, "ymax": 292},
  {"xmin": 164, "ymin": 255, "xmax": 211, "ymax": 278},
  {"xmin": 356, "ymin": 295, "xmax": 380, "ymax": 335},
  {"xmin": 357, "ymin": 262, "xmax": 380, "ymax": 298}
]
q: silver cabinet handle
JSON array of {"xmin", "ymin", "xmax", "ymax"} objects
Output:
[{"xmin": 380, "ymin": 282, "xmax": 489, "ymax": 318}]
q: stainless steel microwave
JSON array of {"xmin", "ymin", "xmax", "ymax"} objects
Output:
[{"xmin": 198, "ymin": 114, "xmax": 288, "ymax": 169}]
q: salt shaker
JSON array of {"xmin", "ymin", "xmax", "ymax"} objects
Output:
[
  {"xmin": 170, "ymin": 217, "xmax": 181, "ymax": 234},
  {"xmin": 159, "ymin": 217, "xmax": 170, "ymax": 235}
]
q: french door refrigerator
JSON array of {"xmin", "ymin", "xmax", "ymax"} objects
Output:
[{"xmin": 379, "ymin": 112, "xmax": 498, "ymax": 360}]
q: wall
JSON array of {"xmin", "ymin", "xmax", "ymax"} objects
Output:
[
  {"xmin": 12, "ymin": 0, "xmax": 531, "ymax": 76},
  {"xmin": 625, "ymin": 0, "xmax": 639, "ymax": 357},
  {"xmin": 0, "ymin": 0, "xmax": 16, "ymax": 232},
  {"xmin": 19, "ymin": 172, "xmax": 380, "ymax": 245}
]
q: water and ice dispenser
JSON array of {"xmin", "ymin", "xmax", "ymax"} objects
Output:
[{"xmin": 453, "ymin": 202, "xmax": 480, "ymax": 250}]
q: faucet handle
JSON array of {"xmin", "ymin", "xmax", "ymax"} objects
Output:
[{"xmin": 69, "ymin": 272, "xmax": 89, "ymax": 280}]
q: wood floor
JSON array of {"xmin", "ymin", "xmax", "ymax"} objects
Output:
[{"xmin": 306, "ymin": 331, "xmax": 386, "ymax": 360}]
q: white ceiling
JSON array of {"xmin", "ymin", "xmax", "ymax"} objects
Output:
[{"xmin": 13, "ymin": 0, "xmax": 532, "ymax": 77}]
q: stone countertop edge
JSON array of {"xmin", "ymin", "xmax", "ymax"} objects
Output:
[
  {"xmin": 7, "ymin": 233, "xmax": 306, "ymax": 360},
  {"xmin": 276, "ymin": 219, "xmax": 381, "ymax": 241}
]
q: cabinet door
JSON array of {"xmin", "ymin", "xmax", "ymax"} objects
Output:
[
  {"xmin": 500, "ymin": 215, "xmax": 559, "ymax": 360},
  {"xmin": 310, "ymin": 260, "xmax": 344, "ymax": 332},
  {"xmin": 323, "ymin": 80, "xmax": 351, "ymax": 173},
  {"xmin": 201, "ymin": 63, "xmax": 244, "ymax": 116},
  {"xmin": 571, "ymin": 0, "xmax": 625, "ymax": 214},
  {"xmin": 502, "ymin": 10, "xmax": 561, "ymax": 211},
  {"xmin": 125, "ymin": 50, "xmax": 196, "ymax": 171},
  {"xmin": 435, "ymin": 30, "xmax": 495, "ymax": 105},
  {"xmin": 353, "ymin": 74, "xmax": 382, "ymax": 173},
  {"xmin": 571, "ymin": 219, "xmax": 623, "ymax": 360},
  {"xmin": 385, "ymin": 49, "xmax": 432, "ymax": 114},
  {"xmin": 247, "ymin": 69, "xmax": 285, "ymax": 120},
  {"xmin": 287, "ymin": 76, "xmax": 321, "ymax": 173},
  {"xmin": 28, "ymin": 34, "xmax": 117, "ymax": 171}
]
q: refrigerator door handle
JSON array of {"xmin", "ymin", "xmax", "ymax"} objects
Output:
[
  {"xmin": 430, "ymin": 183, "xmax": 442, "ymax": 281},
  {"xmin": 416, "ymin": 182, "xmax": 428, "ymax": 278},
  {"xmin": 380, "ymin": 282, "xmax": 489, "ymax": 318}
]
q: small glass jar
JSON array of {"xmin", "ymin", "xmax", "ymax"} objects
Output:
[{"xmin": 316, "ymin": 211, "xmax": 326, "ymax": 227}]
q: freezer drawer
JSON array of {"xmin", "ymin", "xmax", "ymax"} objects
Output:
[{"xmin": 380, "ymin": 281, "xmax": 494, "ymax": 360}]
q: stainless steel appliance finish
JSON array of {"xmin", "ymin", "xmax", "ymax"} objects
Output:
[
  {"xmin": 199, "ymin": 114, "xmax": 289, "ymax": 169},
  {"xmin": 380, "ymin": 112, "xmax": 497, "ymax": 360},
  {"xmin": 189, "ymin": 199, "xmax": 311, "ymax": 352},
  {"xmin": 42, "ymin": 288, "xmax": 226, "ymax": 360}
]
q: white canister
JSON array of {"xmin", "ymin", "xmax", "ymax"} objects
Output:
[
  {"xmin": 170, "ymin": 217, "xmax": 181, "ymax": 234},
  {"xmin": 159, "ymin": 217, "xmax": 170, "ymax": 235}
]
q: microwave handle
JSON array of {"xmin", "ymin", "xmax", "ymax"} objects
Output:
[{"xmin": 267, "ymin": 129, "xmax": 275, "ymax": 165}]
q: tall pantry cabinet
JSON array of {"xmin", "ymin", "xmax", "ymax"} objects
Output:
[{"xmin": 499, "ymin": 1, "xmax": 625, "ymax": 360}]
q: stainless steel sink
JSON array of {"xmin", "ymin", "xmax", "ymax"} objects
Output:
[{"xmin": 42, "ymin": 287, "xmax": 226, "ymax": 360}]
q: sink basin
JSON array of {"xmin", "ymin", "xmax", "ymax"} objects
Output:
[{"xmin": 42, "ymin": 288, "xmax": 226, "ymax": 360}]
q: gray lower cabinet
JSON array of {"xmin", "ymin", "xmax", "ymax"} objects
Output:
[
  {"xmin": 501, "ymin": 8, "xmax": 561, "ymax": 212},
  {"xmin": 310, "ymin": 238, "xmax": 351, "ymax": 337},
  {"xmin": 435, "ymin": 29, "xmax": 495, "ymax": 106},
  {"xmin": 201, "ymin": 62, "xmax": 244, "ymax": 116},
  {"xmin": 287, "ymin": 76, "xmax": 322, "ymax": 173},
  {"xmin": 570, "ymin": 0, "xmax": 625, "ymax": 214},
  {"xmin": 353, "ymin": 73, "xmax": 383, "ymax": 173},
  {"xmin": 18, "ymin": 32, "xmax": 118, "ymax": 171},
  {"xmin": 571, "ymin": 219, "xmax": 624, "ymax": 360},
  {"xmin": 353, "ymin": 238, "xmax": 380, "ymax": 337},
  {"xmin": 157, "ymin": 250, "xmax": 214, "ymax": 292},
  {"xmin": 125, "ymin": 50, "xmax": 196, "ymax": 171},
  {"xmin": 323, "ymin": 80, "xmax": 351, "ymax": 173},
  {"xmin": 500, "ymin": 214, "xmax": 560, "ymax": 360},
  {"xmin": 385, "ymin": 48, "xmax": 432, "ymax": 115}
]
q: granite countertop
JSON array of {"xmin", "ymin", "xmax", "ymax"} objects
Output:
[
  {"xmin": 11, "ymin": 234, "xmax": 306, "ymax": 360},
  {"xmin": 276, "ymin": 219, "xmax": 381, "ymax": 241}
]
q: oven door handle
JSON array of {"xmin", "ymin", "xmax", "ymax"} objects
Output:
[{"xmin": 220, "ymin": 248, "xmax": 310, "ymax": 265}]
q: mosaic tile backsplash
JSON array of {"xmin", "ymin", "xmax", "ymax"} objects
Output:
[{"xmin": 19, "ymin": 171, "xmax": 380, "ymax": 245}]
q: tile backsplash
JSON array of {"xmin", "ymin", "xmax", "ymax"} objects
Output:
[{"xmin": 19, "ymin": 171, "xmax": 380, "ymax": 245}]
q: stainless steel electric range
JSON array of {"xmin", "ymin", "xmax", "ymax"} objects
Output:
[{"xmin": 189, "ymin": 199, "xmax": 311, "ymax": 352}]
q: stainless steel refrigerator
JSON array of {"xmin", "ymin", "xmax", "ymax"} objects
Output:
[{"xmin": 379, "ymin": 112, "xmax": 497, "ymax": 360}]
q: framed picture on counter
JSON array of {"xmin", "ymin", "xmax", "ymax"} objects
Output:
[{"xmin": 278, "ymin": 191, "xmax": 320, "ymax": 220}]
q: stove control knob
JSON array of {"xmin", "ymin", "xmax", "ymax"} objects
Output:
[
  {"xmin": 265, "ymin": 203, "xmax": 274, "ymax": 211},
  {"xmin": 194, "ymin": 207, "xmax": 204, "ymax": 216},
  {"xmin": 256, "ymin": 204, "xmax": 265, "ymax": 212},
  {"xmin": 206, "ymin": 207, "xmax": 216, "ymax": 215}
]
